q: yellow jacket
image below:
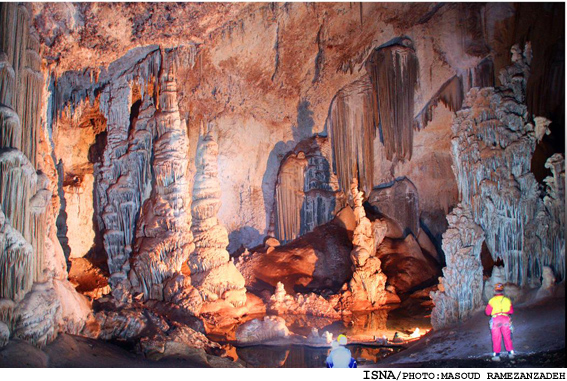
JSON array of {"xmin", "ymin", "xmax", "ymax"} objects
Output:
[{"xmin": 485, "ymin": 295, "xmax": 513, "ymax": 316}]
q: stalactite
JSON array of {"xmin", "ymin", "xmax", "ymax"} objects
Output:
[
  {"xmin": 273, "ymin": 136, "xmax": 343, "ymax": 243},
  {"xmin": 415, "ymin": 57, "xmax": 494, "ymax": 131},
  {"xmin": 414, "ymin": 76, "xmax": 464, "ymax": 131},
  {"xmin": 327, "ymin": 77, "xmax": 376, "ymax": 195},
  {"xmin": 366, "ymin": 39, "xmax": 419, "ymax": 161},
  {"xmin": 130, "ymin": 66, "xmax": 195, "ymax": 301},
  {"xmin": 0, "ymin": 54, "xmax": 15, "ymax": 106},
  {"xmin": 189, "ymin": 124, "xmax": 247, "ymax": 308},
  {"xmin": 0, "ymin": 4, "xmax": 27, "ymax": 110}
]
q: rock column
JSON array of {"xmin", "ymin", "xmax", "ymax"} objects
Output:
[{"xmin": 189, "ymin": 125, "xmax": 247, "ymax": 308}]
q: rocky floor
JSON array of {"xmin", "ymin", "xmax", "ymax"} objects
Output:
[
  {"xmin": 377, "ymin": 292, "xmax": 566, "ymax": 368},
  {"xmin": 0, "ymin": 333, "xmax": 242, "ymax": 368},
  {"xmin": 0, "ymin": 292, "xmax": 564, "ymax": 368}
]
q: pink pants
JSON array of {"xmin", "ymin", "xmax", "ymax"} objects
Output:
[{"xmin": 491, "ymin": 315, "xmax": 514, "ymax": 353}]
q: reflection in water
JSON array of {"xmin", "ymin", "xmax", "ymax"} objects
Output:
[
  {"xmin": 280, "ymin": 315, "xmax": 337, "ymax": 337},
  {"xmin": 236, "ymin": 345, "xmax": 403, "ymax": 368},
  {"xmin": 215, "ymin": 299, "xmax": 432, "ymax": 367},
  {"xmin": 237, "ymin": 346, "xmax": 290, "ymax": 367}
]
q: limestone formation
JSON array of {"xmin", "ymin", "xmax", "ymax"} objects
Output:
[
  {"xmin": 139, "ymin": 325, "xmax": 223, "ymax": 361},
  {"xmin": 236, "ymin": 217, "xmax": 353, "ymax": 295},
  {"xmin": 267, "ymin": 282, "xmax": 340, "ymax": 318},
  {"xmin": 348, "ymin": 179, "xmax": 388, "ymax": 310},
  {"xmin": 0, "ymin": 321, "xmax": 8, "ymax": 348},
  {"xmin": 450, "ymin": 43, "xmax": 565, "ymax": 287},
  {"xmin": 483, "ymin": 266, "xmax": 506, "ymax": 302},
  {"xmin": 273, "ymin": 136, "xmax": 343, "ymax": 243},
  {"xmin": 0, "ymin": 3, "xmax": 89, "ymax": 348},
  {"xmin": 430, "ymin": 205, "xmax": 484, "ymax": 329},
  {"xmin": 366, "ymin": 38, "xmax": 419, "ymax": 162},
  {"xmin": 189, "ymin": 126, "xmax": 246, "ymax": 308},
  {"xmin": 12, "ymin": 282, "xmax": 60, "ymax": 347},
  {"xmin": 536, "ymin": 266, "xmax": 556, "ymax": 300},
  {"xmin": 89, "ymin": 47, "xmax": 163, "ymax": 300},
  {"xmin": 85, "ymin": 308, "xmax": 148, "ymax": 342},
  {"xmin": 129, "ymin": 68, "xmax": 195, "ymax": 302},
  {"xmin": 235, "ymin": 315, "xmax": 290, "ymax": 344},
  {"xmin": 327, "ymin": 77, "xmax": 376, "ymax": 195},
  {"xmin": 376, "ymin": 234, "xmax": 440, "ymax": 295}
]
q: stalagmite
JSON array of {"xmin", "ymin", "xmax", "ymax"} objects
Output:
[
  {"xmin": 267, "ymin": 282, "xmax": 340, "ymax": 318},
  {"xmin": 430, "ymin": 204, "xmax": 484, "ymax": 329},
  {"xmin": 326, "ymin": 78, "xmax": 376, "ymax": 195},
  {"xmin": 189, "ymin": 125, "xmax": 247, "ymax": 308},
  {"xmin": 90, "ymin": 50, "xmax": 163, "ymax": 300},
  {"xmin": 273, "ymin": 136, "xmax": 343, "ymax": 243},
  {"xmin": 347, "ymin": 179, "xmax": 388, "ymax": 310},
  {"xmin": 366, "ymin": 39, "xmax": 419, "ymax": 162},
  {"xmin": 130, "ymin": 66, "xmax": 195, "ymax": 302},
  {"xmin": 432, "ymin": 44, "xmax": 565, "ymax": 328},
  {"xmin": 12, "ymin": 281, "xmax": 61, "ymax": 348},
  {"xmin": 449, "ymin": 43, "xmax": 565, "ymax": 287}
]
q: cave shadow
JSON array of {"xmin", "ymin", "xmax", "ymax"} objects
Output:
[
  {"xmin": 84, "ymin": 129, "xmax": 110, "ymax": 274},
  {"xmin": 227, "ymin": 226, "xmax": 262, "ymax": 256}
]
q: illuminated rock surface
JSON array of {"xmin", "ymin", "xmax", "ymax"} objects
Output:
[
  {"xmin": 431, "ymin": 44, "xmax": 565, "ymax": 329},
  {"xmin": 347, "ymin": 179, "xmax": 388, "ymax": 310},
  {"xmin": 189, "ymin": 127, "xmax": 247, "ymax": 308}
]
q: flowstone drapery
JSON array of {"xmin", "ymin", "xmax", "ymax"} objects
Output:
[
  {"xmin": 189, "ymin": 126, "xmax": 247, "ymax": 308},
  {"xmin": 273, "ymin": 136, "xmax": 343, "ymax": 243},
  {"xmin": 432, "ymin": 43, "xmax": 565, "ymax": 328},
  {"xmin": 366, "ymin": 39, "xmax": 419, "ymax": 162},
  {"xmin": 327, "ymin": 78, "xmax": 376, "ymax": 195},
  {"xmin": 129, "ymin": 68, "xmax": 195, "ymax": 301}
]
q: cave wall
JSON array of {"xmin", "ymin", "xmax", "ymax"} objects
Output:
[
  {"xmin": 23, "ymin": 3, "xmax": 564, "ymax": 308},
  {"xmin": 39, "ymin": 3, "xmax": 521, "ymax": 256}
]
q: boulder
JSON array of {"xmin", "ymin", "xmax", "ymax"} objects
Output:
[{"xmin": 236, "ymin": 217, "xmax": 352, "ymax": 294}]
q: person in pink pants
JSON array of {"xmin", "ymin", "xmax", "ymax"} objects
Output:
[{"xmin": 485, "ymin": 283, "xmax": 515, "ymax": 361}]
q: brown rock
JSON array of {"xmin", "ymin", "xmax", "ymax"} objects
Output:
[{"xmin": 376, "ymin": 235, "xmax": 441, "ymax": 295}]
